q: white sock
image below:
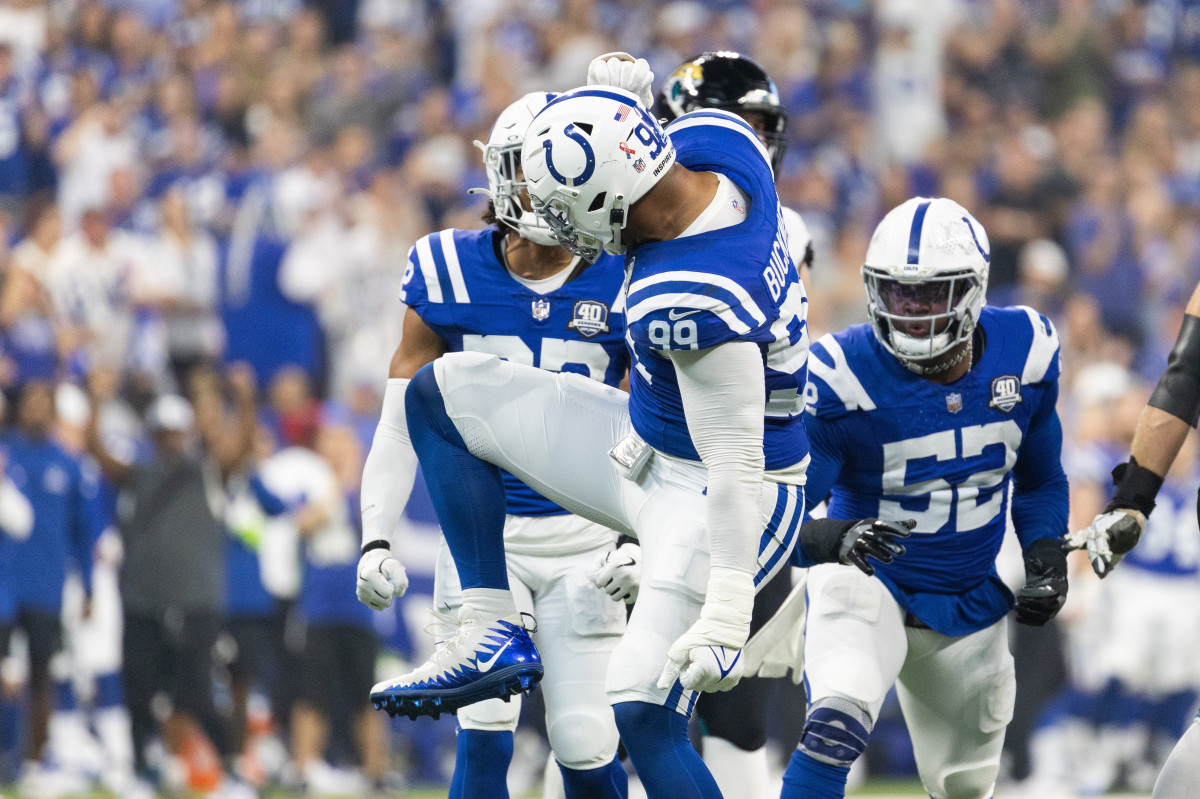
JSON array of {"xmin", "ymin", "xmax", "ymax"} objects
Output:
[
  {"xmin": 702, "ymin": 736, "xmax": 770, "ymax": 799},
  {"xmin": 542, "ymin": 749, "xmax": 567, "ymax": 799},
  {"xmin": 96, "ymin": 705, "xmax": 135, "ymax": 776},
  {"xmin": 461, "ymin": 588, "xmax": 518, "ymax": 619}
]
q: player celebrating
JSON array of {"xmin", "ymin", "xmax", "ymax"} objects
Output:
[
  {"xmin": 656, "ymin": 50, "xmax": 813, "ymax": 797},
  {"xmin": 780, "ymin": 197, "xmax": 1070, "ymax": 799},
  {"xmin": 354, "ymin": 92, "xmax": 636, "ymax": 798},
  {"xmin": 1072, "ymin": 281, "xmax": 1200, "ymax": 798},
  {"xmin": 368, "ymin": 55, "xmax": 910, "ymax": 799}
]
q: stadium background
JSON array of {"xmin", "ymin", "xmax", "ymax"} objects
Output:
[{"xmin": 0, "ymin": 0, "xmax": 1197, "ymax": 796}]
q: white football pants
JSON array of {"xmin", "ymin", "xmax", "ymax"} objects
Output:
[
  {"xmin": 431, "ymin": 352, "xmax": 801, "ymax": 711},
  {"xmin": 802, "ymin": 563, "xmax": 1014, "ymax": 799},
  {"xmin": 434, "ymin": 527, "xmax": 625, "ymax": 770},
  {"xmin": 1153, "ymin": 716, "xmax": 1200, "ymax": 798}
]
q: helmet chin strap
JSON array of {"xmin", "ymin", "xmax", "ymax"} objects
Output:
[{"xmin": 897, "ymin": 336, "xmax": 973, "ymax": 376}]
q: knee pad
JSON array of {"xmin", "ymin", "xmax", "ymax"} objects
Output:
[
  {"xmin": 456, "ymin": 696, "xmax": 521, "ymax": 733},
  {"xmin": 798, "ymin": 697, "xmax": 873, "ymax": 768},
  {"xmin": 937, "ymin": 766, "xmax": 997, "ymax": 799},
  {"xmin": 547, "ymin": 709, "xmax": 619, "ymax": 770}
]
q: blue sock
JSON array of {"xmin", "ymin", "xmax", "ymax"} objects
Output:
[
  {"xmin": 406, "ymin": 363, "xmax": 509, "ymax": 591},
  {"xmin": 559, "ymin": 755, "xmax": 628, "ymax": 799},
  {"xmin": 55, "ymin": 679, "xmax": 78, "ymax": 712},
  {"xmin": 1151, "ymin": 691, "xmax": 1199, "ymax": 738},
  {"xmin": 612, "ymin": 700, "xmax": 720, "ymax": 799},
  {"xmin": 94, "ymin": 672, "xmax": 124, "ymax": 709},
  {"xmin": 780, "ymin": 749, "xmax": 850, "ymax": 799},
  {"xmin": 1, "ymin": 695, "xmax": 21, "ymax": 780},
  {"xmin": 449, "ymin": 729, "xmax": 512, "ymax": 799}
]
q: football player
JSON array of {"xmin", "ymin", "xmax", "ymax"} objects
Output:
[
  {"xmin": 354, "ymin": 92, "xmax": 637, "ymax": 798},
  {"xmin": 368, "ymin": 55, "xmax": 909, "ymax": 799},
  {"xmin": 656, "ymin": 50, "xmax": 813, "ymax": 798},
  {"xmin": 780, "ymin": 197, "xmax": 1070, "ymax": 799},
  {"xmin": 1072, "ymin": 280, "xmax": 1200, "ymax": 798}
]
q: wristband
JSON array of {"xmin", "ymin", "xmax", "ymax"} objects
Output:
[
  {"xmin": 1105, "ymin": 457, "xmax": 1163, "ymax": 517},
  {"xmin": 797, "ymin": 517, "xmax": 857, "ymax": 564},
  {"xmin": 1023, "ymin": 536, "xmax": 1067, "ymax": 575},
  {"xmin": 361, "ymin": 539, "xmax": 391, "ymax": 555}
]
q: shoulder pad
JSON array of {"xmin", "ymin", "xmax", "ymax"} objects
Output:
[
  {"xmin": 1017, "ymin": 306, "xmax": 1061, "ymax": 385},
  {"xmin": 401, "ymin": 229, "xmax": 472, "ymax": 307},
  {"xmin": 626, "ymin": 268, "xmax": 772, "ymax": 350},
  {"xmin": 806, "ymin": 332, "xmax": 876, "ymax": 414}
]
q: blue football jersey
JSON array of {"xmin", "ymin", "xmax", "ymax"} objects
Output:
[
  {"xmin": 400, "ymin": 227, "xmax": 630, "ymax": 516},
  {"xmin": 624, "ymin": 110, "xmax": 810, "ymax": 470},
  {"xmin": 800, "ymin": 306, "xmax": 1069, "ymax": 636}
]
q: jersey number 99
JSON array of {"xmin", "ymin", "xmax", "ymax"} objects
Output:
[{"xmin": 647, "ymin": 319, "xmax": 698, "ymax": 350}]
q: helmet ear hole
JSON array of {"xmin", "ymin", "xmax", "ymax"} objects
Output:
[{"xmin": 587, "ymin": 192, "xmax": 607, "ymax": 212}]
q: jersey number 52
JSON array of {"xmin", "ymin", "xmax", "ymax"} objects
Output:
[{"xmin": 878, "ymin": 420, "xmax": 1022, "ymax": 533}]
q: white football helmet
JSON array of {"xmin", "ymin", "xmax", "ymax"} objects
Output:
[
  {"xmin": 863, "ymin": 197, "xmax": 990, "ymax": 371},
  {"xmin": 521, "ymin": 87, "xmax": 675, "ymax": 261},
  {"xmin": 472, "ymin": 91, "xmax": 560, "ymax": 246}
]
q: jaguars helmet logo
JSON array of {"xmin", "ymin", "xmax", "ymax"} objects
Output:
[{"xmin": 662, "ymin": 61, "xmax": 704, "ymax": 119}]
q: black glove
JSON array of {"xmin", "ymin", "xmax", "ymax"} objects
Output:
[
  {"xmin": 1015, "ymin": 537, "xmax": 1068, "ymax": 626},
  {"xmin": 799, "ymin": 518, "xmax": 914, "ymax": 576}
]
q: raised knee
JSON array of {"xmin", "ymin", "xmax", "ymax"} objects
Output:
[
  {"xmin": 407, "ymin": 362, "xmax": 441, "ymax": 408},
  {"xmin": 798, "ymin": 697, "xmax": 873, "ymax": 768},
  {"xmin": 548, "ymin": 709, "xmax": 618, "ymax": 770}
]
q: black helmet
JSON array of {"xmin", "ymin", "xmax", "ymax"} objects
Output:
[{"xmin": 657, "ymin": 51, "xmax": 788, "ymax": 173}]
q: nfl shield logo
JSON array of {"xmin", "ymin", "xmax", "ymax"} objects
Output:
[
  {"xmin": 531, "ymin": 298, "xmax": 551, "ymax": 321},
  {"xmin": 945, "ymin": 393, "xmax": 962, "ymax": 414}
]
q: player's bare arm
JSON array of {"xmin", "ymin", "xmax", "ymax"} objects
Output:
[
  {"xmin": 1075, "ymin": 279, "xmax": 1200, "ymax": 576},
  {"xmin": 389, "ymin": 308, "xmax": 451, "ymax": 380}
]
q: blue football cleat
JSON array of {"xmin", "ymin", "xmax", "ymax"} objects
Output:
[{"xmin": 370, "ymin": 609, "xmax": 543, "ymax": 720}]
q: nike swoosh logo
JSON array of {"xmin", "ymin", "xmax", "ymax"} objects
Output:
[
  {"xmin": 476, "ymin": 638, "xmax": 514, "ymax": 673},
  {"xmin": 668, "ymin": 309, "xmax": 700, "ymax": 321},
  {"xmin": 709, "ymin": 646, "xmax": 741, "ymax": 680}
]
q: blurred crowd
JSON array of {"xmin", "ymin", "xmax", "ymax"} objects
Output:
[{"xmin": 0, "ymin": 0, "xmax": 1198, "ymax": 795}]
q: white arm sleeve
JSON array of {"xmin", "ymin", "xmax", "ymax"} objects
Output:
[
  {"xmin": 0, "ymin": 477, "xmax": 33, "ymax": 541},
  {"xmin": 669, "ymin": 341, "xmax": 765, "ymax": 575},
  {"xmin": 360, "ymin": 378, "xmax": 419, "ymax": 548}
]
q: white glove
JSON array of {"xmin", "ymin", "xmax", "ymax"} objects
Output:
[
  {"xmin": 356, "ymin": 546, "xmax": 409, "ymax": 610},
  {"xmin": 586, "ymin": 51, "xmax": 655, "ymax": 110},
  {"xmin": 1067, "ymin": 509, "xmax": 1146, "ymax": 578},
  {"xmin": 657, "ymin": 567, "xmax": 753, "ymax": 693},
  {"xmin": 593, "ymin": 542, "xmax": 642, "ymax": 604}
]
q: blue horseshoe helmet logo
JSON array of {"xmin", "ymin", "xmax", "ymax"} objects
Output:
[{"xmin": 542, "ymin": 123, "xmax": 596, "ymax": 187}]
